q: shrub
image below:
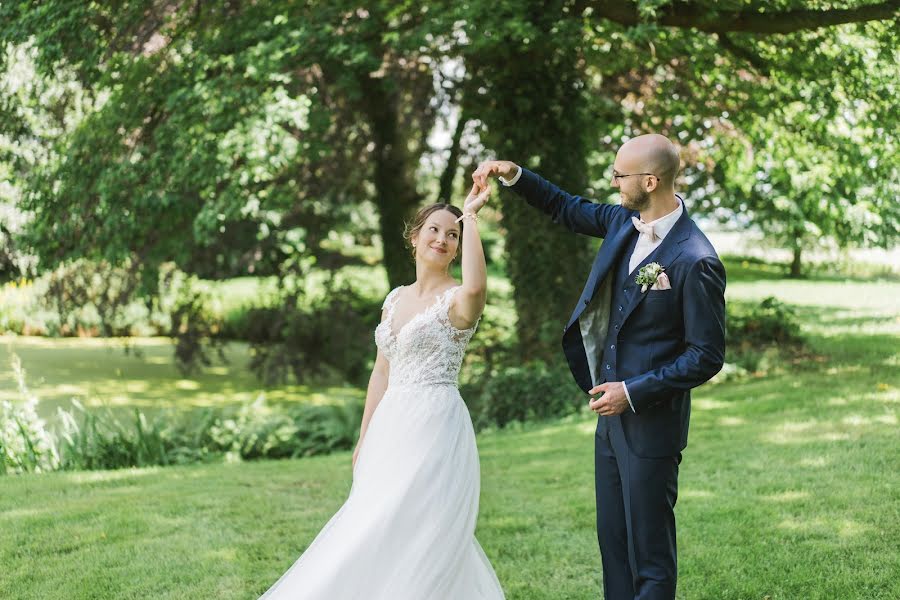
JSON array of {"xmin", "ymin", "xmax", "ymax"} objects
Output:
[
  {"xmin": 158, "ymin": 267, "xmax": 226, "ymax": 375},
  {"xmin": 470, "ymin": 361, "xmax": 583, "ymax": 429},
  {"xmin": 48, "ymin": 396, "xmax": 364, "ymax": 472},
  {"xmin": 0, "ymin": 262, "xmax": 191, "ymax": 338},
  {"xmin": 244, "ymin": 282, "xmax": 381, "ymax": 386},
  {"xmin": 726, "ymin": 296, "xmax": 805, "ymax": 372},
  {"xmin": 0, "ymin": 355, "xmax": 59, "ymax": 474},
  {"xmin": 207, "ymin": 397, "xmax": 362, "ymax": 460},
  {"xmin": 41, "ymin": 258, "xmax": 164, "ymax": 337},
  {"xmin": 0, "ymin": 277, "xmax": 60, "ymax": 335},
  {"xmin": 727, "ymin": 296, "xmax": 803, "ymax": 349},
  {"xmin": 55, "ymin": 401, "xmax": 172, "ymax": 470}
]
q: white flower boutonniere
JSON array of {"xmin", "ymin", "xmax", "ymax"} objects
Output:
[{"xmin": 635, "ymin": 262, "xmax": 670, "ymax": 293}]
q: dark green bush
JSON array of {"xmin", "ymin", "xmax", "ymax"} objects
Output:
[
  {"xmin": 163, "ymin": 271, "xmax": 226, "ymax": 376},
  {"xmin": 207, "ymin": 400, "xmax": 363, "ymax": 460},
  {"xmin": 468, "ymin": 361, "xmax": 583, "ymax": 429},
  {"xmin": 242, "ymin": 283, "xmax": 381, "ymax": 386},
  {"xmin": 220, "ymin": 305, "xmax": 282, "ymax": 343},
  {"xmin": 726, "ymin": 297, "xmax": 805, "ymax": 372},
  {"xmin": 727, "ymin": 296, "xmax": 803, "ymax": 348}
]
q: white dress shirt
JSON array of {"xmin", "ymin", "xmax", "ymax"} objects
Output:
[
  {"xmin": 628, "ymin": 200, "xmax": 683, "ymax": 273},
  {"xmin": 502, "ymin": 165, "xmax": 684, "ymax": 413},
  {"xmin": 498, "ymin": 166, "xmax": 523, "ymax": 187}
]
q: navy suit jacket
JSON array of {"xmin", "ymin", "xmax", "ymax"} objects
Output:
[{"xmin": 510, "ymin": 168, "xmax": 726, "ymax": 457}]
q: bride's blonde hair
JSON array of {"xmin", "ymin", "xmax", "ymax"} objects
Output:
[{"xmin": 403, "ymin": 203, "xmax": 464, "ymax": 259}]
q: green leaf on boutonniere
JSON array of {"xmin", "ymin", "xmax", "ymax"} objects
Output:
[{"xmin": 635, "ymin": 262, "xmax": 665, "ymax": 293}]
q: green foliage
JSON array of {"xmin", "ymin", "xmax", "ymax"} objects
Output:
[
  {"xmin": 3, "ymin": 297, "xmax": 898, "ymax": 598},
  {"xmin": 3, "ymin": 0, "xmax": 897, "ymax": 370},
  {"xmin": 209, "ymin": 399, "xmax": 363, "ymax": 460},
  {"xmin": 158, "ymin": 266, "xmax": 226, "ymax": 375},
  {"xmin": 239, "ymin": 280, "xmax": 382, "ymax": 386},
  {"xmin": 40, "ymin": 258, "xmax": 162, "ymax": 337},
  {"xmin": 50, "ymin": 396, "xmax": 363, "ymax": 472},
  {"xmin": 1, "ymin": 1, "xmax": 433, "ymax": 279},
  {"xmin": 0, "ymin": 261, "xmax": 232, "ymax": 346},
  {"xmin": 725, "ymin": 296, "xmax": 806, "ymax": 372},
  {"xmin": 0, "ymin": 354, "xmax": 59, "ymax": 474},
  {"xmin": 642, "ymin": 20, "xmax": 899, "ymax": 271},
  {"xmin": 0, "ymin": 2, "xmax": 447, "ymax": 362},
  {"xmin": 727, "ymin": 297, "xmax": 804, "ymax": 349},
  {"xmin": 468, "ymin": 361, "xmax": 584, "ymax": 429},
  {"xmin": 54, "ymin": 400, "xmax": 173, "ymax": 471},
  {"xmin": 0, "ymin": 277, "xmax": 57, "ymax": 335},
  {"xmin": 1, "ymin": 350, "xmax": 364, "ymax": 473}
]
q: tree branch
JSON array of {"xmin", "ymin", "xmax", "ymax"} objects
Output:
[
  {"xmin": 587, "ymin": 1, "xmax": 900, "ymax": 34},
  {"xmin": 717, "ymin": 33, "xmax": 771, "ymax": 74},
  {"xmin": 437, "ymin": 105, "xmax": 467, "ymax": 204}
]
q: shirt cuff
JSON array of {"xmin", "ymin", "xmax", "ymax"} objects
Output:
[
  {"xmin": 498, "ymin": 165, "xmax": 522, "ymax": 187},
  {"xmin": 622, "ymin": 382, "xmax": 636, "ymax": 413}
]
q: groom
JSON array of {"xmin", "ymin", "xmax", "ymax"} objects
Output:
[{"xmin": 474, "ymin": 134, "xmax": 726, "ymax": 600}]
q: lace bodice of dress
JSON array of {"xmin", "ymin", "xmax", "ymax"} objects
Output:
[{"xmin": 374, "ymin": 285, "xmax": 479, "ymax": 387}]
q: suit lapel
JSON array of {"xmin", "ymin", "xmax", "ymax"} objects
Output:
[
  {"xmin": 567, "ymin": 222, "xmax": 638, "ymax": 329},
  {"xmin": 619, "ymin": 207, "xmax": 693, "ymax": 326}
]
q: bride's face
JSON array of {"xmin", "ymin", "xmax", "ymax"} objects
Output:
[{"xmin": 413, "ymin": 209, "xmax": 460, "ymax": 268}]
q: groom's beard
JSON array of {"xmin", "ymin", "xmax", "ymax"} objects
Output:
[{"xmin": 621, "ymin": 189, "xmax": 651, "ymax": 211}]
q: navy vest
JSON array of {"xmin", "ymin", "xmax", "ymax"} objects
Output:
[{"xmin": 598, "ymin": 233, "xmax": 662, "ymax": 381}]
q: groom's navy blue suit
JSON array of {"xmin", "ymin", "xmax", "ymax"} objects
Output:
[{"xmin": 509, "ymin": 169, "xmax": 726, "ymax": 600}]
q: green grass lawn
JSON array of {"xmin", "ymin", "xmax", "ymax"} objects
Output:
[
  {"xmin": 1, "ymin": 341, "xmax": 896, "ymax": 599},
  {"xmin": 0, "ymin": 337, "xmax": 364, "ymax": 424},
  {"xmin": 1, "ymin": 264, "xmax": 898, "ymax": 598}
]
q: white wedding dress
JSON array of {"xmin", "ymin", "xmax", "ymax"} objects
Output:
[{"xmin": 259, "ymin": 285, "xmax": 505, "ymax": 599}]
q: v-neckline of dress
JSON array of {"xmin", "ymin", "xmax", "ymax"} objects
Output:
[{"xmin": 387, "ymin": 285, "xmax": 458, "ymax": 340}]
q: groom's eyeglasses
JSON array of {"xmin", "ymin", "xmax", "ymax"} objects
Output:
[{"xmin": 612, "ymin": 172, "xmax": 659, "ymax": 183}]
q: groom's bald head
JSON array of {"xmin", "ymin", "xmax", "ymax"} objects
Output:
[{"xmin": 618, "ymin": 134, "xmax": 681, "ymax": 187}]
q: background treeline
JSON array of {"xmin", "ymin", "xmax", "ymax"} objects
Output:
[{"xmin": 1, "ymin": 1, "xmax": 897, "ymax": 470}]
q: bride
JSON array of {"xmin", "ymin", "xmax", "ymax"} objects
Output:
[{"xmin": 259, "ymin": 182, "xmax": 505, "ymax": 599}]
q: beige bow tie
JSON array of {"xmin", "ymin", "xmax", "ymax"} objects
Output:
[{"xmin": 631, "ymin": 216, "xmax": 658, "ymax": 241}]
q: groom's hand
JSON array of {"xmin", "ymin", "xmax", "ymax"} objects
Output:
[
  {"xmin": 464, "ymin": 182, "xmax": 492, "ymax": 215},
  {"xmin": 472, "ymin": 160, "xmax": 519, "ymax": 188},
  {"xmin": 588, "ymin": 382, "xmax": 628, "ymax": 416}
]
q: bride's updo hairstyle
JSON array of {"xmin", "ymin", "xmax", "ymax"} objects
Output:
[{"xmin": 403, "ymin": 203, "xmax": 464, "ymax": 259}]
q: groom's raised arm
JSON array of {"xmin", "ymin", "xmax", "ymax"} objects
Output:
[{"xmin": 473, "ymin": 161, "xmax": 621, "ymax": 238}]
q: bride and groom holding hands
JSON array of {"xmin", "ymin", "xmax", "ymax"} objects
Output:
[{"xmin": 259, "ymin": 133, "xmax": 726, "ymax": 599}]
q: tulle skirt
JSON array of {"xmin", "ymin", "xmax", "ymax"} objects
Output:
[{"xmin": 259, "ymin": 382, "xmax": 505, "ymax": 599}]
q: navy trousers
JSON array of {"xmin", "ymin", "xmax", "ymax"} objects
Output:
[{"xmin": 595, "ymin": 415, "xmax": 681, "ymax": 600}]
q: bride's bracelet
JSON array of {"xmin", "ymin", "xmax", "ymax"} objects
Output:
[{"xmin": 455, "ymin": 212, "xmax": 478, "ymax": 224}]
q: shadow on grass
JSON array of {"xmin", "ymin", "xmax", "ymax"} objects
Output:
[
  {"xmin": 792, "ymin": 305, "xmax": 900, "ymax": 364},
  {"xmin": 722, "ymin": 254, "xmax": 900, "ymax": 283},
  {"xmin": 722, "ymin": 255, "xmax": 792, "ymax": 282}
]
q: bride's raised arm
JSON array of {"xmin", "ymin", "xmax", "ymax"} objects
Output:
[{"xmin": 449, "ymin": 183, "xmax": 491, "ymax": 330}]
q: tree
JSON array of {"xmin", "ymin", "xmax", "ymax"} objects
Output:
[
  {"xmin": 423, "ymin": 0, "xmax": 899, "ymax": 348},
  {"xmin": 0, "ymin": 2, "xmax": 449, "ymax": 333},
  {"xmin": 577, "ymin": 1, "xmax": 899, "ymax": 275},
  {"xmin": 3, "ymin": 0, "xmax": 896, "ymax": 368}
]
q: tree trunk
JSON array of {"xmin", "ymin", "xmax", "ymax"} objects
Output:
[
  {"xmin": 789, "ymin": 245, "xmax": 803, "ymax": 278},
  {"xmin": 365, "ymin": 76, "xmax": 419, "ymax": 289},
  {"xmin": 471, "ymin": 47, "xmax": 596, "ymax": 362},
  {"xmin": 437, "ymin": 107, "xmax": 466, "ymax": 203}
]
